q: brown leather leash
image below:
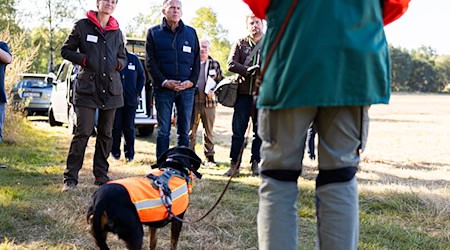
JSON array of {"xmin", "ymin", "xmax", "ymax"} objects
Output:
[{"xmin": 168, "ymin": 121, "xmax": 253, "ymax": 224}]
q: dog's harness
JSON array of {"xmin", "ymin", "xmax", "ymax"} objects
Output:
[
  {"xmin": 147, "ymin": 168, "xmax": 193, "ymax": 221},
  {"xmin": 110, "ymin": 169, "xmax": 190, "ymax": 223}
]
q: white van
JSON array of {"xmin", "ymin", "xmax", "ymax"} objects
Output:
[{"xmin": 48, "ymin": 38, "xmax": 157, "ymax": 136}]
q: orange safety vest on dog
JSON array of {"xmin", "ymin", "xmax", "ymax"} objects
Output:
[{"xmin": 110, "ymin": 171, "xmax": 189, "ymax": 223}]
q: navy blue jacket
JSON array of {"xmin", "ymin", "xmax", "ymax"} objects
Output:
[
  {"xmin": 120, "ymin": 52, "xmax": 145, "ymax": 106},
  {"xmin": 145, "ymin": 18, "xmax": 200, "ymax": 89},
  {"xmin": 0, "ymin": 42, "xmax": 11, "ymax": 103}
]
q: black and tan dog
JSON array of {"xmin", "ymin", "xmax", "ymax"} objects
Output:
[{"xmin": 87, "ymin": 146, "xmax": 202, "ymax": 250}]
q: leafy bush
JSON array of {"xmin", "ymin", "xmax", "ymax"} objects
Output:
[{"xmin": 0, "ymin": 28, "xmax": 38, "ymax": 143}]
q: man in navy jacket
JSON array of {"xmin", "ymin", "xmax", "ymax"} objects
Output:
[
  {"xmin": 111, "ymin": 49, "xmax": 145, "ymax": 162},
  {"xmin": 145, "ymin": 0, "xmax": 200, "ymax": 158}
]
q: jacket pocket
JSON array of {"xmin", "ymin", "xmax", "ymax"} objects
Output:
[
  {"xmin": 76, "ymin": 72, "xmax": 96, "ymax": 94},
  {"xmin": 108, "ymin": 72, "xmax": 123, "ymax": 96}
]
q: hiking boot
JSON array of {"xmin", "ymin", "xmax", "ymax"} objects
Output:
[
  {"xmin": 61, "ymin": 181, "xmax": 77, "ymax": 192},
  {"xmin": 224, "ymin": 162, "xmax": 239, "ymax": 177},
  {"xmin": 206, "ymin": 155, "xmax": 217, "ymax": 166},
  {"xmin": 251, "ymin": 160, "xmax": 260, "ymax": 176},
  {"xmin": 94, "ymin": 176, "xmax": 111, "ymax": 186}
]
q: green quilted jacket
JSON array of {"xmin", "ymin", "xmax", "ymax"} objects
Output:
[{"xmin": 257, "ymin": 0, "xmax": 391, "ymax": 109}]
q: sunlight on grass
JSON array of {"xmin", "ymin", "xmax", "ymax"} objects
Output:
[{"xmin": 0, "ymin": 95, "xmax": 449, "ymax": 249}]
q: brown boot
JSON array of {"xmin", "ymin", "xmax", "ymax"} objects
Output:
[
  {"xmin": 251, "ymin": 160, "xmax": 260, "ymax": 176},
  {"xmin": 224, "ymin": 161, "xmax": 239, "ymax": 177}
]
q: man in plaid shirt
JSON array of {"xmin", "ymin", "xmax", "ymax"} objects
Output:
[{"xmin": 189, "ymin": 38, "xmax": 224, "ymax": 165}]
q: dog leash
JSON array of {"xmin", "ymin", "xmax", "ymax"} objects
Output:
[{"xmin": 164, "ymin": 121, "xmax": 253, "ymax": 224}]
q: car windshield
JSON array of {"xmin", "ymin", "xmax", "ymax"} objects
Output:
[{"xmin": 19, "ymin": 79, "xmax": 51, "ymax": 88}]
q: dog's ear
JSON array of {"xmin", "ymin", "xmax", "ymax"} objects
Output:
[{"xmin": 157, "ymin": 146, "xmax": 203, "ymax": 178}]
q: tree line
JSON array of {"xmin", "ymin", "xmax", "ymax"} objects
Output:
[{"xmin": 2, "ymin": 0, "xmax": 449, "ymax": 93}]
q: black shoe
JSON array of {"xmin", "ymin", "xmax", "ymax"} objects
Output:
[
  {"xmin": 206, "ymin": 155, "xmax": 217, "ymax": 166},
  {"xmin": 61, "ymin": 181, "xmax": 77, "ymax": 192},
  {"xmin": 94, "ymin": 176, "xmax": 111, "ymax": 186},
  {"xmin": 111, "ymin": 154, "xmax": 120, "ymax": 160},
  {"xmin": 251, "ymin": 160, "xmax": 260, "ymax": 176},
  {"xmin": 125, "ymin": 157, "xmax": 133, "ymax": 163}
]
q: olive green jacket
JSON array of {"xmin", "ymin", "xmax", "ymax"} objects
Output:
[{"xmin": 257, "ymin": 0, "xmax": 390, "ymax": 109}]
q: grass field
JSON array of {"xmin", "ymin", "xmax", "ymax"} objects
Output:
[{"xmin": 0, "ymin": 94, "xmax": 449, "ymax": 249}]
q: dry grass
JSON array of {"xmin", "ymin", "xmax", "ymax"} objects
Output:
[{"xmin": 1, "ymin": 93, "xmax": 449, "ymax": 249}]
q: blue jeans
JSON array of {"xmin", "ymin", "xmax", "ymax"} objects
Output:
[
  {"xmin": 0, "ymin": 103, "xmax": 5, "ymax": 142},
  {"xmin": 112, "ymin": 105, "xmax": 137, "ymax": 159},
  {"xmin": 155, "ymin": 88, "xmax": 194, "ymax": 158},
  {"xmin": 230, "ymin": 94, "xmax": 261, "ymax": 163}
]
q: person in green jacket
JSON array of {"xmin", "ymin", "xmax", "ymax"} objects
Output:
[{"xmin": 241, "ymin": 0, "xmax": 408, "ymax": 249}]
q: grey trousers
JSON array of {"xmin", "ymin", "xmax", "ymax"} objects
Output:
[{"xmin": 257, "ymin": 106, "xmax": 369, "ymax": 250}]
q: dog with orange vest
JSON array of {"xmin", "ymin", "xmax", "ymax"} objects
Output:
[{"xmin": 87, "ymin": 146, "xmax": 202, "ymax": 250}]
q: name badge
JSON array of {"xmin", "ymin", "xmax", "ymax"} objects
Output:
[
  {"xmin": 128, "ymin": 64, "xmax": 136, "ymax": 70},
  {"xmin": 87, "ymin": 34, "xmax": 98, "ymax": 43},
  {"xmin": 209, "ymin": 69, "xmax": 216, "ymax": 76},
  {"xmin": 183, "ymin": 45, "xmax": 192, "ymax": 53}
]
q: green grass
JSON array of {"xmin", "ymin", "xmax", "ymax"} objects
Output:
[{"xmin": 0, "ymin": 108, "xmax": 449, "ymax": 249}]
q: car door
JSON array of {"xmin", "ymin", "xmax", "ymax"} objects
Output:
[{"xmin": 51, "ymin": 61, "xmax": 72, "ymax": 123}]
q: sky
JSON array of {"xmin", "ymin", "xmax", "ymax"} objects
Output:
[{"xmin": 19, "ymin": 0, "xmax": 450, "ymax": 55}]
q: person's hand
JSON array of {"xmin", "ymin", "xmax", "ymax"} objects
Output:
[
  {"xmin": 164, "ymin": 80, "xmax": 181, "ymax": 90},
  {"xmin": 207, "ymin": 90, "xmax": 215, "ymax": 99},
  {"xmin": 247, "ymin": 64, "xmax": 260, "ymax": 76},
  {"xmin": 174, "ymin": 80, "xmax": 193, "ymax": 92}
]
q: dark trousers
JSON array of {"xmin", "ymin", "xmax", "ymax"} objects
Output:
[
  {"xmin": 111, "ymin": 105, "xmax": 137, "ymax": 159},
  {"xmin": 230, "ymin": 94, "xmax": 261, "ymax": 163},
  {"xmin": 64, "ymin": 106, "xmax": 116, "ymax": 184}
]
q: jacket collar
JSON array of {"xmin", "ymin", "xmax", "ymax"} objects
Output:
[
  {"xmin": 86, "ymin": 10, "xmax": 120, "ymax": 32},
  {"xmin": 161, "ymin": 17, "xmax": 185, "ymax": 33}
]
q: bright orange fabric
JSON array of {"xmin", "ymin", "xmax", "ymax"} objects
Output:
[
  {"xmin": 383, "ymin": 0, "xmax": 410, "ymax": 25},
  {"xmin": 110, "ymin": 172, "xmax": 189, "ymax": 223}
]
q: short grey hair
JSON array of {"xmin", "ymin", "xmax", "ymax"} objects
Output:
[
  {"xmin": 199, "ymin": 37, "xmax": 211, "ymax": 48},
  {"xmin": 163, "ymin": 0, "xmax": 181, "ymax": 8}
]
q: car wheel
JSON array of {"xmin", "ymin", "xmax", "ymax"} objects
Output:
[
  {"xmin": 48, "ymin": 108, "xmax": 62, "ymax": 127},
  {"xmin": 68, "ymin": 106, "xmax": 77, "ymax": 135},
  {"xmin": 138, "ymin": 126, "xmax": 154, "ymax": 137}
]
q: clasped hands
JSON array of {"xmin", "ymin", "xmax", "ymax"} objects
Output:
[{"xmin": 165, "ymin": 80, "xmax": 193, "ymax": 92}]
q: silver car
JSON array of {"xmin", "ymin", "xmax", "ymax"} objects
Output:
[{"xmin": 10, "ymin": 73, "xmax": 54, "ymax": 115}]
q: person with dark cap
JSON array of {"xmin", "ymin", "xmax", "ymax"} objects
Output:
[
  {"xmin": 61, "ymin": 0, "xmax": 127, "ymax": 192},
  {"xmin": 111, "ymin": 44, "xmax": 145, "ymax": 163},
  {"xmin": 243, "ymin": 0, "xmax": 410, "ymax": 249}
]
